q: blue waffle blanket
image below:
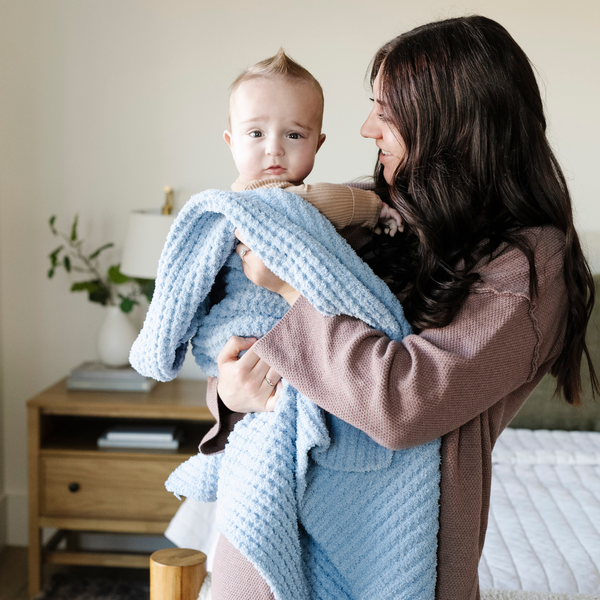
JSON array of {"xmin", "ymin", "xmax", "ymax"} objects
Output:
[{"xmin": 130, "ymin": 188, "xmax": 441, "ymax": 600}]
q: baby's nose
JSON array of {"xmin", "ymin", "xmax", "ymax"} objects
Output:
[{"xmin": 265, "ymin": 140, "xmax": 284, "ymax": 156}]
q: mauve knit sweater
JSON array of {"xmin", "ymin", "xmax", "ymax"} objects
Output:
[{"xmin": 199, "ymin": 224, "xmax": 568, "ymax": 600}]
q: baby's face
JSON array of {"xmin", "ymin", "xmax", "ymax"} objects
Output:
[{"xmin": 224, "ymin": 78, "xmax": 326, "ymax": 185}]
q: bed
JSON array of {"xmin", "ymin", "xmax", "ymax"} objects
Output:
[{"xmin": 479, "ymin": 428, "xmax": 600, "ymax": 596}]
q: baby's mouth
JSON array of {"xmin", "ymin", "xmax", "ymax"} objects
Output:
[{"xmin": 266, "ymin": 165, "xmax": 286, "ymax": 174}]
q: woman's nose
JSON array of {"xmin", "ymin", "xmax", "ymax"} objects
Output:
[{"xmin": 360, "ymin": 110, "xmax": 379, "ymax": 139}]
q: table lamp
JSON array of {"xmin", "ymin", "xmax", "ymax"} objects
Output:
[{"xmin": 120, "ymin": 186, "xmax": 177, "ymax": 279}]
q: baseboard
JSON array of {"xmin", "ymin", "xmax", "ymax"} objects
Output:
[
  {"xmin": 6, "ymin": 491, "xmax": 27, "ymax": 546},
  {"xmin": 0, "ymin": 493, "xmax": 7, "ymax": 550}
]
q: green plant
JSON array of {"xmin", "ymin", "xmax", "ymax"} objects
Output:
[{"xmin": 47, "ymin": 215, "xmax": 154, "ymax": 313}]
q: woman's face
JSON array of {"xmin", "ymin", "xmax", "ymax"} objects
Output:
[{"xmin": 360, "ymin": 70, "xmax": 406, "ymax": 185}]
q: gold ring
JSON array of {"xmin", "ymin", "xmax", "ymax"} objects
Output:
[{"xmin": 265, "ymin": 376, "xmax": 275, "ymax": 387}]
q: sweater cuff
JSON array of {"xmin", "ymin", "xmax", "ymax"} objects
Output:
[
  {"xmin": 253, "ymin": 295, "xmax": 316, "ymax": 364},
  {"xmin": 198, "ymin": 376, "xmax": 244, "ymax": 455},
  {"xmin": 348, "ymin": 187, "xmax": 382, "ymax": 229}
]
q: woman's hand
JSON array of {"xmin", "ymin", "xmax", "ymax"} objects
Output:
[
  {"xmin": 235, "ymin": 229, "xmax": 301, "ymax": 306},
  {"xmin": 375, "ymin": 203, "xmax": 404, "ymax": 237},
  {"xmin": 217, "ymin": 336, "xmax": 282, "ymax": 413}
]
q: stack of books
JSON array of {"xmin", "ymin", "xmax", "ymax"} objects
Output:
[
  {"xmin": 67, "ymin": 361, "xmax": 157, "ymax": 392},
  {"xmin": 98, "ymin": 424, "xmax": 182, "ymax": 450}
]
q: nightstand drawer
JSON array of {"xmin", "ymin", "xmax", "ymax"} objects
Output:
[{"xmin": 40, "ymin": 454, "xmax": 183, "ymax": 521}]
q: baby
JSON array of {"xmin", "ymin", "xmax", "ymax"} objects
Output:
[
  {"xmin": 155, "ymin": 51, "xmax": 408, "ymax": 586},
  {"xmin": 223, "ymin": 48, "xmax": 403, "ymax": 236}
]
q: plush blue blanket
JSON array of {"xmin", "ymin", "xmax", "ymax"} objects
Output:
[{"xmin": 130, "ymin": 188, "xmax": 441, "ymax": 600}]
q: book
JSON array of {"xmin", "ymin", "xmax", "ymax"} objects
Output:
[
  {"xmin": 67, "ymin": 361, "xmax": 156, "ymax": 392},
  {"xmin": 98, "ymin": 428, "xmax": 182, "ymax": 450},
  {"xmin": 70, "ymin": 361, "xmax": 148, "ymax": 380},
  {"xmin": 97, "ymin": 444, "xmax": 179, "ymax": 454},
  {"xmin": 66, "ymin": 378, "xmax": 156, "ymax": 392},
  {"xmin": 105, "ymin": 425, "xmax": 178, "ymax": 442}
]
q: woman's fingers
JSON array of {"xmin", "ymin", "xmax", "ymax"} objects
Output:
[
  {"xmin": 234, "ymin": 228, "xmax": 247, "ymax": 245},
  {"xmin": 236, "ymin": 242, "xmax": 251, "ymax": 264},
  {"xmin": 216, "ymin": 335, "xmax": 280, "ymax": 414},
  {"xmin": 264, "ymin": 381, "xmax": 282, "ymax": 412},
  {"xmin": 234, "ymin": 229, "xmax": 300, "ymax": 306},
  {"xmin": 235, "ymin": 229, "xmax": 254, "ymax": 266},
  {"xmin": 217, "ymin": 335, "xmax": 256, "ymax": 368},
  {"xmin": 219, "ymin": 338, "xmax": 268, "ymax": 383},
  {"xmin": 262, "ymin": 368, "xmax": 281, "ymax": 391}
]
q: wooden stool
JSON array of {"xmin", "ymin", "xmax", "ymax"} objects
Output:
[{"xmin": 150, "ymin": 548, "xmax": 207, "ymax": 600}]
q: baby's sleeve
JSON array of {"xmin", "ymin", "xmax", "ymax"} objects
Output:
[{"xmin": 283, "ymin": 182, "xmax": 381, "ymax": 230}]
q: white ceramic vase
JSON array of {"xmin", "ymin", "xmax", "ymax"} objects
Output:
[{"xmin": 97, "ymin": 305, "xmax": 138, "ymax": 367}]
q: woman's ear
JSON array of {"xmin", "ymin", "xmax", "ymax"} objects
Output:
[
  {"xmin": 223, "ymin": 130, "xmax": 233, "ymax": 149},
  {"xmin": 316, "ymin": 133, "xmax": 326, "ymax": 153}
]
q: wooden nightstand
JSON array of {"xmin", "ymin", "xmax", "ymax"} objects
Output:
[{"xmin": 27, "ymin": 378, "xmax": 214, "ymax": 598}]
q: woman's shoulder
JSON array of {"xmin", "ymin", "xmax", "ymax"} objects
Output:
[{"xmin": 473, "ymin": 226, "xmax": 566, "ymax": 300}]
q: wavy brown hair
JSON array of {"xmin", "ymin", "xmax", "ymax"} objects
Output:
[{"xmin": 363, "ymin": 15, "xmax": 597, "ymax": 405}]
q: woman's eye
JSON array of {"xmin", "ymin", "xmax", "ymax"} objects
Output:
[
  {"xmin": 287, "ymin": 133, "xmax": 302, "ymax": 139},
  {"xmin": 249, "ymin": 131, "xmax": 262, "ymax": 138}
]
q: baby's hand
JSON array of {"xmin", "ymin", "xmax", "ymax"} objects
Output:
[{"xmin": 375, "ymin": 203, "xmax": 404, "ymax": 237}]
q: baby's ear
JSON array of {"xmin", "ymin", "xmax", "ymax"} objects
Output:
[
  {"xmin": 223, "ymin": 130, "xmax": 233, "ymax": 149},
  {"xmin": 316, "ymin": 133, "xmax": 326, "ymax": 153}
]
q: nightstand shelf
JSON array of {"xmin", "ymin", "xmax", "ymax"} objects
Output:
[{"xmin": 27, "ymin": 378, "xmax": 213, "ymax": 598}]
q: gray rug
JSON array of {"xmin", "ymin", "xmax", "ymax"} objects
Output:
[{"xmin": 33, "ymin": 574, "xmax": 149, "ymax": 600}]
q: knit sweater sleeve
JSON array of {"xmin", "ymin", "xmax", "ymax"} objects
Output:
[
  {"xmin": 199, "ymin": 376, "xmax": 244, "ymax": 454},
  {"xmin": 235, "ymin": 178, "xmax": 382, "ymax": 230},
  {"xmin": 252, "ymin": 289, "xmax": 541, "ymax": 450},
  {"xmin": 281, "ymin": 183, "xmax": 381, "ymax": 230}
]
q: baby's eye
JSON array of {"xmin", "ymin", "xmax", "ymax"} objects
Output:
[
  {"xmin": 287, "ymin": 132, "xmax": 302, "ymax": 140},
  {"xmin": 249, "ymin": 131, "xmax": 263, "ymax": 138}
]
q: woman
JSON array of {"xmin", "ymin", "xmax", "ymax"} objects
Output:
[{"xmin": 201, "ymin": 15, "xmax": 598, "ymax": 600}]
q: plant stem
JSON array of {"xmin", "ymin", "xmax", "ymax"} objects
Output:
[{"xmin": 58, "ymin": 232, "xmax": 115, "ymax": 304}]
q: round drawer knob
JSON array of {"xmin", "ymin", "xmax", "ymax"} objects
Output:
[{"xmin": 68, "ymin": 482, "xmax": 80, "ymax": 493}]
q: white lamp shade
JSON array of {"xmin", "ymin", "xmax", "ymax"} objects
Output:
[{"xmin": 120, "ymin": 210, "xmax": 176, "ymax": 279}]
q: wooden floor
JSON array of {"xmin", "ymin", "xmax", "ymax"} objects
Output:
[
  {"xmin": 0, "ymin": 547, "xmax": 28, "ymax": 600},
  {"xmin": 0, "ymin": 546, "xmax": 150, "ymax": 600}
]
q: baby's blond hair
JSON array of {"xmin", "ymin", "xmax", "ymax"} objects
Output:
[{"xmin": 230, "ymin": 48, "xmax": 324, "ymax": 115}]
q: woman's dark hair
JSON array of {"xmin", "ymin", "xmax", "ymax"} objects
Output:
[{"xmin": 364, "ymin": 15, "xmax": 598, "ymax": 405}]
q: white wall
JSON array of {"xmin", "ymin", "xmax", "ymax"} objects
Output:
[{"xmin": 0, "ymin": 0, "xmax": 598, "ymax": 546}]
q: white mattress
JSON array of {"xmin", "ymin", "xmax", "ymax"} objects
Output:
[{"xmin": 479, "ymin": 428, "xmax": 600, "ymax": 594}]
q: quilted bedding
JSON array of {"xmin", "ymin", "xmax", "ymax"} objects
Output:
[{"xmin": 479, "ymin": 428, "xmax": 600, "ymax": 595}]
